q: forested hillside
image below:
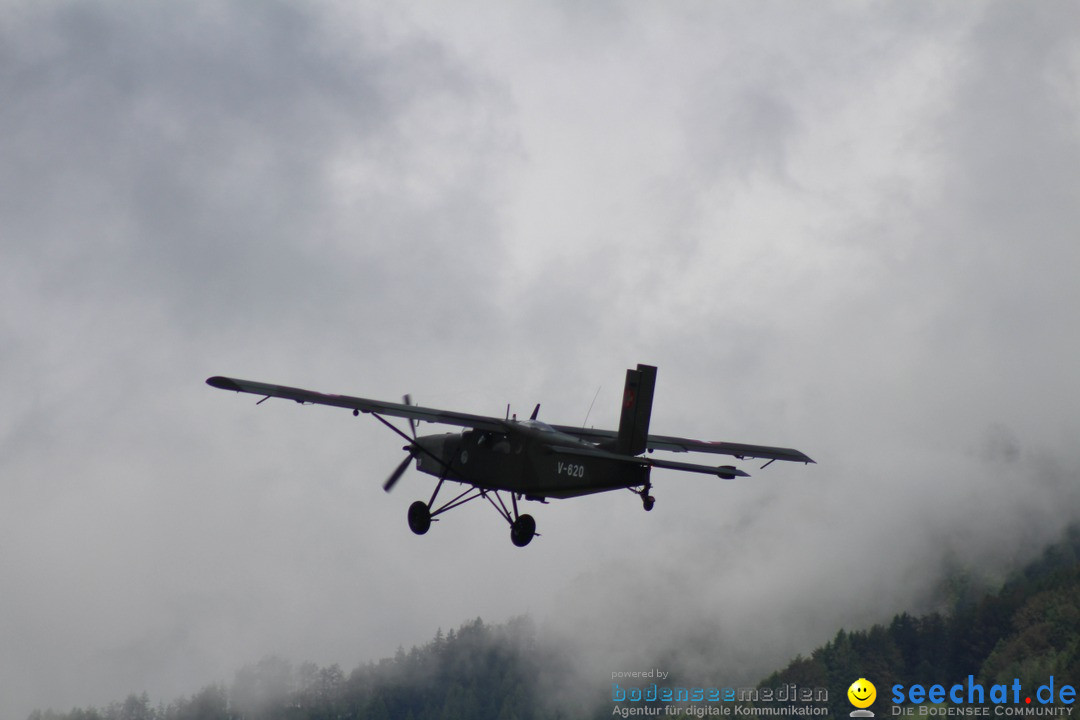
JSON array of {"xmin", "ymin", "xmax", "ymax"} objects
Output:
[
  {"xmin": 30, "ymin": 526, "xmax": 1080, "ymax": 720},
  {"xmin": 761, "ymin": 524, "xmax": 1080, "ymax": 713},
  {"xmin": 29, "ymin": 616, "xmax": 574, "ymax": 720}
]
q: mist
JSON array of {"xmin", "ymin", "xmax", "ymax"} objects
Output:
[{"xmin": 3, "ymin": 1, "xmax": 1079, "ymax": 717}]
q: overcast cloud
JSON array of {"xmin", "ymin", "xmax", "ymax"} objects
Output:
[{"xmin": 2, "ymin": 1, "xmax": 1079, "ymax": 716}]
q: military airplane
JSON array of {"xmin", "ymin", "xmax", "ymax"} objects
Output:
[{"xmin": 207, "ymin": 364, "xmax": 813, "ymax": 547}]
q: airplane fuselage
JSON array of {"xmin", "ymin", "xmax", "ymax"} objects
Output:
[{"xmin": 414, "ymin": 427, "xmax": 650, "ymax": 499}]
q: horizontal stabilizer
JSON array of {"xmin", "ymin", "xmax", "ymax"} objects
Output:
[
  {"xmin": 647, "ymin": 457, "xmax": 749, "ymax": 479},
  {"xmin": 551, "ymin": 446, "xmax": 749, "ymax": 479}
]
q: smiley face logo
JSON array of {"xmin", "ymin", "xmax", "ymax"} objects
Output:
[{"xmin": 848, "ymin": 678, "xmax": 876, "ymax": 709}]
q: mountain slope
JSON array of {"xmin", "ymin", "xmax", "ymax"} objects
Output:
[{"xmin": 759, "ymin": 524, "xmax": 1080, "ymax": 716}]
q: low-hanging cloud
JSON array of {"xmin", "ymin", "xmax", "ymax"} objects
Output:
[{"xmin": 3, "ymin": 1, "xmax": 1079, "ymax": 717}]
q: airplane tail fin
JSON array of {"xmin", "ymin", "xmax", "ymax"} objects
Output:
[{"xmin": 615, "ymin": 364, "xmax": 656, "ymax": 456}]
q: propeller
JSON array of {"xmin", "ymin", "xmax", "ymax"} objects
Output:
[{"xmin": 383, "ymin": 446, "xmax": 416, "ymax": 493}]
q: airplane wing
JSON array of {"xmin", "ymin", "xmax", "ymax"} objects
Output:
[
  {"xmin": 548, "ymin": 424, "xmax": 814, "ymax": 464},
  {"xmin": 208, "ymin": 376, "xmax": 814, "ymax": 464},
  {"xmin": 206, "ymin": 376, "xmax": 508, "ymax": 433}
]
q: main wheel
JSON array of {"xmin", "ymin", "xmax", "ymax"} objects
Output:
[
  {"xmin": 407, "ymin": 501, "xmax": 431, "ymax": 535},
  {"xmin": 642, "ymin": 495, "xmax": 655, "ymax": 512},
  {"xmin": 510, "ymin": 514, "xmax": 536, "ymax": 547}
]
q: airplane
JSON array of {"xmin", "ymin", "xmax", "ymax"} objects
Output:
[{"xmin": 207, "ymin": 364, "xmax": 813, "ymax": 547}]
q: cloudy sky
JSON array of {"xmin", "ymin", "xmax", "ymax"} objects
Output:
[{"xmin": 3, "ymin": 0, "xmax": 1080, "ymax": 715}]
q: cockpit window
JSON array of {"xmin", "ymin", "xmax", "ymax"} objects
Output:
[{"xmin": 520, "ymin": 419, "xmax": 555, "ymax": 433}]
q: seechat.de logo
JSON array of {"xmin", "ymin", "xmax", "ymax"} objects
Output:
[{"xmin": 849, "ymin": 678, "xmax": 877, "ymax": 717}]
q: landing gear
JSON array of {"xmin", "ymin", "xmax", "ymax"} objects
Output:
[
  {"xmin": 639, "ymin": 482, "xmax": 655, "ymax": 511},
  {"xmin": 510, "ymin": 514, "xmax": 536, "ymax": 547},
  {"xmin": 403, "ymin": 478, "xmax": 540, "ymax": 547},
  {"xmin": 408, "ymin": 500, "xmax": 431, "ymax": 535},
  {"xmin": 372, "ymin": 405, "xmax": 543, "ymax": 546}
]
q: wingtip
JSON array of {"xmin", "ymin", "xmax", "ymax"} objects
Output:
[{"xmin": 206, "ymin": 376, "xmax": 242, "ymax": 392}]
